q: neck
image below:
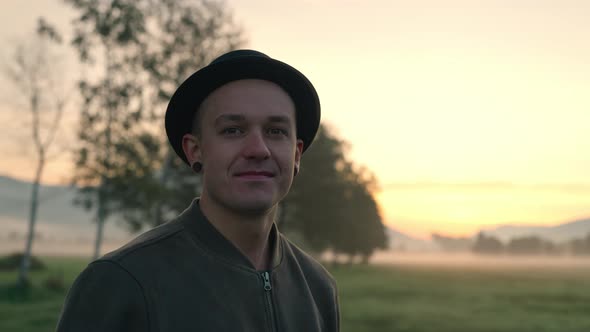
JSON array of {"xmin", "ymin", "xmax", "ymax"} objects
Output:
[{"xmin": 199, "ymin": 195, "xmax": 276, "ymax": 270}]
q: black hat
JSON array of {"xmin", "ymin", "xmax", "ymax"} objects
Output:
[{"xmin": 165, "ymin": 49, "xmax": 321, "ymax": 165}]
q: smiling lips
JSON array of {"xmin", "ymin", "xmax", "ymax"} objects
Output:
[{"xmin": 234, "ymin": 171, "xmax": 275, "ymax": 179}]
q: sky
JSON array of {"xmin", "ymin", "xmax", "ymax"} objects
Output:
[{"xmin": 1, "ymin": 0, "xmax": 589, "ymax": 238}]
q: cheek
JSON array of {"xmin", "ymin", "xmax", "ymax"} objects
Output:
[
  {"xmin": 201, "ymin": 141, "xmax": 241, "ymax": 173},
  {"xmin": 200, "ymin": 143, "xmax": 224, "ymax": 169},
  {"xmin": 274, "ymin": 146, "xmax": 297, "ymax": 168}
]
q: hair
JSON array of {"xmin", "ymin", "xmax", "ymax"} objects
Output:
[
  {"xmin": 191, "ymin": 110, "xmax": 203, "ymax": 139},
  {"xmin": 191, "ymin": 100, "xmax": 208, "ymax": 139}
]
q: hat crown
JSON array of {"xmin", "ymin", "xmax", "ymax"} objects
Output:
[{"xmin": 210, "ymin": 49, "xmax": 270, "ymax": 65}]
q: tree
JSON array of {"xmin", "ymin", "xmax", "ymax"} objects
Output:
[
  {"xmin": 329, "ymin": 163, "xmax": 387, "ymax": 263},
  {"xmin": 472, "ymin": 232, "xmax": 504, "ymax": 255},
  {"xmin": 66, "ymin": 0, "xmax": 244, "ymax": 258},
  {"xmin": 431, "ymin": 233, "xmax": 473, "ymax": 252},
  {"xmin": 2, "ymin": 19, "xmax": 69, "ymax": 287},
  {"xmin": 133, "ymin": 0, "xmax": 244, "ymax": 229},
  {"xmin": 67, "ymin": 0, "xmax": 150, "ymax": 259},
  {"xmin": 283, "ymin": 126, "xmax": 349, "ymax": 252},
  {"xmin": 284, "ymin": 125, "xmax": 387, "ymax": 263},
  {"xmin": 506, "ymin": 236, "xmax": 558, "ymax": 255},
  {"xmin": 569, "ymin": 233, "xmax": 590, "ymax": 255}
]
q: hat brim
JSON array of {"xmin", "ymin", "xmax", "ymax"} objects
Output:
[{"xmin": 165, "ymin": 55, "xmax": 321, "ymax": 165}]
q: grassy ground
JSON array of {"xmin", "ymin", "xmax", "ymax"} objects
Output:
[
  {"xmin": 0, "ymin": 257, "xmax": 87, "ymax": 332},
  {"xmin": 332, "ymin": 263, "xmax": 590, "ymax": 332},
  {"xmin": 1, "ymin": 256, "xmax": 589, "ymax": 332}
]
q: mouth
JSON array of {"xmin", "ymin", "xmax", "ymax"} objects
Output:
[{"xmin": 234, "ymin": 170, "xmax": 275, "ymax": 179}]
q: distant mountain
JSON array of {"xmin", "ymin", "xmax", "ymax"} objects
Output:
[
  {"xmin": 0, "ymin": 175, "xmax": 128, "ymax": 240},
  {"xmin": 480, "ymin": 218, "xmax": 590, "ymax": 243},
  {"xmin": 1, "ymin": 175, "xmax": 82, "ymax": 225},
  {"xmin": 386, "ymin": 227, "xmax": 436, "ymax": 252}
]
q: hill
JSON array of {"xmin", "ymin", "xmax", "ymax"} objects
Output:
[
  {"xmin": 480, "ymin": 218, "xmax": 590, "ymax": 243},
  {"xmin": 0, "ymin": 175, "xmax": 129, "ymax": 242},
  {"xmin": 386, "ymin": 228, "xmax": 437, "ymax": 252}
]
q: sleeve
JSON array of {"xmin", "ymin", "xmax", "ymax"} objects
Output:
[
  {"xmin": 334, "ymin": 283, "xmax": 341, "ymax": 332},
  {"xmin": 55, "ymin": 260, "xmax": 149, "ymax": 332},
  {"xmin": 330, "ymin": 279, "xmax": 341, "ymax": 332}
]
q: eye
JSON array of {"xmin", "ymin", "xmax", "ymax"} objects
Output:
[
  {"xmin": 267, "ymin": 128, "xmax": 289, "ymax": 137},
  {"xmin": 221, "ymin": 127, "xmax": 244, "ymax": 136}
]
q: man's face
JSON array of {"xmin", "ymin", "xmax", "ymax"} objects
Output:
[{"xmin": 185, "ymin": 79, "xmax": 303, "ymax": 216}]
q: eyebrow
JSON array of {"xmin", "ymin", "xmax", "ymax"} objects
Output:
[
  {"xmin": 214, "ymin": 114, "xmax": 293, "ymax": 125},
  {"xmin": 214, "ymin": 114, "xmax": 245, "ymax": 126},
  {"xmin": 267, "ymin": 115, "xmax": 292, "ymax": 124}
]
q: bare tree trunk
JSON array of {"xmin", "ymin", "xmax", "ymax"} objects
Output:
[
  {"xmin": 92, "ymin": 43, "xmax": 113, "ymax": 260},
  {"xmin": 8, "ymin": 21, "xmax": 67, "ymax": 287},
  {"xmin": 18, "ymin": 83, "xmax": 44, "ymax": 288},
  {"xmin": 152, "ymin": 148, "xmax": 174, "ymax": 227},
  {"xmin": 93, "ymin": 216, "xmax": 105, "ymax": 260},
  {"xmin": 18, "ymin": 157, "xmax": 44, "ymax": 287},
  {"xmin": 93, "ymin": 188, "xmax": 106, "ymax": 260}
]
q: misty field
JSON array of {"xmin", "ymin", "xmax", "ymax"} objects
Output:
[
  {"xmin": 332, "ymin": 261, "xmax": 590, "ymax": 332},
  {"xmin": 1, "ymin": 256, "xmax": 589, "ymax": 332}
]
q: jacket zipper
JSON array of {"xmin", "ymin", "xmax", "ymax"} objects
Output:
[{"xmin": 261, "ymin": 271, "xmax": 277, "ymax": 332}]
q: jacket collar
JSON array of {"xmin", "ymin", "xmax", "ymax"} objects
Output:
[{"xmin": 178, "ymin": 199, "xmax": 282, "ymax": 271}]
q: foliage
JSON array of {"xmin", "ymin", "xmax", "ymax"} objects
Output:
[
  {"xmin": 506, "ymin": 236, "xmax": 560, "ymax": 255},
  {"xmin": 41, "ymin": 272, "xmax": 65, "ymax": 292},
  {"xmin": 66, "ymin": 0, "xmax": 154, "ymax": 259},
  {"xmin": 0, "ymin": 254, "xmax": 46, "ymax": 272},
  {"xmin": 285, "ymin": 125, "xmax": 387, "ymax": 261},
  {"xmin": 472, "ymin": 233, "xmax": 590, "ymax": 256},
  {"xmin": 569, "ymin": 233, "xmax": 590, "ymax": 255},
  {"xmin": 139, "ymin": 0, "xmax": 244, "ymax": 107},
  {"xmin": 66, "ymin": 0, "xmax": 244, "ymax": 238},
  {"xmin": 431, "ymin": 233, "xmax": 474, "ymax": 252},
  {"xmin": 129, "ymin": 0, "xmax": 244, "ymax": 229},
  {"xmin": 472, "ymin": 232, "xmax": 504, "ymax": 254}
]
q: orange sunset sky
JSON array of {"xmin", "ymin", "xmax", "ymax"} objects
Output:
[{"xmin": 1, "ymin": 0, "xmax": 589, "ymax": 239}]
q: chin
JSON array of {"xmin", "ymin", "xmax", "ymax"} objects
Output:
[
  {"xmin": 206, "ymin": 185, "xmax": 287, "ymax": 216},
  {"xmin": 230, "ymin": 198, "xmax": 277, "ymax": 216}
]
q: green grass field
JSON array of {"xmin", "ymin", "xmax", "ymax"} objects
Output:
[
  {"xmin": 1, "ymin": 256, "xmax": 589, "ymax": 332},
  {"xmin": 332, "ymin": 263, "xmax": 590, "ymax": 332}
]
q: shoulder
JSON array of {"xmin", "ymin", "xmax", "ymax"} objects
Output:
[
  {"xmin": 68, "ymin": 220, "xmax": 185, "ymax": 301},
  {"xmin": 279, "ymin": 234, "xmax": 341, "ymax": 330},
  {"xmin": 280, "ymin": 234, "xmax": 337, "ymax": 289},
  {"xmin": 79, "ymin": 215, "xmax": 197, "ymax": 285},
  {"xmin": 100, "ymin": 217, "xmax": 185, "ymax": 265},
  {"xmin": 66, "ymin": 260, "xmax": 143, "ymax": 299},
  {"xmin": 56, "ymin": 260, "xmax": 148, "ymax": 331}
]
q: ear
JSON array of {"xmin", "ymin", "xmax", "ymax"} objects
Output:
[
  {"xmin": 181, "ymin": 133, "xmax": 202, "ymax": 165},
  {"xmin": 294, "ymin": 139, "xmax": 304, "ymax": 170}
]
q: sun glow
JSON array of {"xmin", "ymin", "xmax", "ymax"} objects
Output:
[{"xmin": 2, "ymin": 0, "xmax": 590, "ymax": 238}]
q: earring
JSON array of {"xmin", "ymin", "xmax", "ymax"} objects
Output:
[{"xmin": 191, "ymin": 162, "xmax": 202, "ymax": 173}]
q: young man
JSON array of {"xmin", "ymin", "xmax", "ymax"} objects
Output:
[{"xmin": 56, "ymin": 50, "xmax": 340, "ymax": 332}]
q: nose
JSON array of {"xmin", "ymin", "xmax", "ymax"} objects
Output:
[{"xmin": 242, "ymin": 130, "xmax": 271, "ymax": 160}]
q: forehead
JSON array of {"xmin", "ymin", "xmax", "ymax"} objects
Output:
[{"xmin": 198, "ymin": 79, "xmax": 296, "ymax": 123}]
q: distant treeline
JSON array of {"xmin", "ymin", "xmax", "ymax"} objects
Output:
[{"xmin": 432, "ymin": 232, "xmax": 590, "ymax": 255}]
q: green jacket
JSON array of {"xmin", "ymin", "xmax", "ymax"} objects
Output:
[{"xmin": 56, "ymin": 200, "xmax": 340, "ymax": 332}]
